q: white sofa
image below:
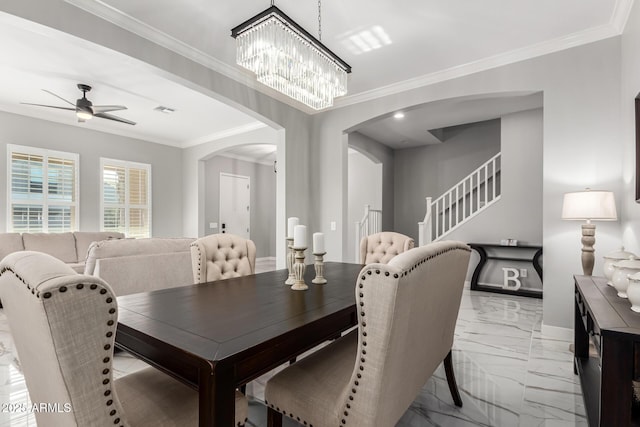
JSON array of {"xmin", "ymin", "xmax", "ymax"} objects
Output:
[
  {"xmin": 0, "ymin": 231, "xmax": 125, "ymax": 273},
  {"xmin": 83, "ymin": 237, "xmax": 195, "ymax": 296}
]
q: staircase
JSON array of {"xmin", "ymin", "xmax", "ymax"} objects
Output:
[
  {"xmin": 355, "ymin": 204, "xmax": 382, "ymax": 261},
  {"xmin": 419, "ymin": 153, "xmax": 501, "ymax": 245}
]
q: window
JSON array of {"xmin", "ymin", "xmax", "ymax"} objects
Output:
[
  {"xmin": 7, "ymin": 145, "xmax": 79, "ymax": 233},
  {"xmin": 101, "ymin": 158, "xmax": 151, "ymax": 238}
]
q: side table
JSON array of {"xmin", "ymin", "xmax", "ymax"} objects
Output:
[{"xmin": 574, "ymin": 275, "xmax": 640, "ymax": 426}]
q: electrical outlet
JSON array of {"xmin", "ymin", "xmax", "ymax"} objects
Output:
[
  {"xmin": 330, "ymin": 221, "xmax": 337, "ymax": 231},
  {"xmin": 520, "ymin": 268, "xmax": 528, "ymax": 278},
  {"xmin": 209, "ymin": 222, "xmax": 218, "ymax": 229}
]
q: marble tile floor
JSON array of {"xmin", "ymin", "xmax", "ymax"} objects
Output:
[{"xmin": 0, "ymin": 275, "xmax": 586, "ymax": 426}]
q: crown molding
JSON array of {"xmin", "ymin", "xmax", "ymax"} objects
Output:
[
  {"xmin": 64, "ymin": 0, "xmax": 318, "ymax": 114},
  {"xmin": 64, "ymin": 0, "xmax": 256, "ymax": 88},
  {"xmin": 611, "ymin": 0, "xmax": 635, "ymax": 33},
  {"xmin": 181, "ymin": 121, "xmax": 268, "ymax": 148},
  {"xmin": 333, "ymin": 22, "xmax": 622, "ymax": 109},
  {"xmin": 66, "ymin": 0, "xmax": 632, "ymax": 113}
]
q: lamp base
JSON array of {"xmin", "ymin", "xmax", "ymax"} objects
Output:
[{"xmin": 581, "ymin": 224, "xmax": 596, "ymax": 276}]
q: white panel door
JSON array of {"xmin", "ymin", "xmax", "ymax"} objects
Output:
[{"xmin": 219, "ymin": 173, "xmax": 250, "ymax": 238}]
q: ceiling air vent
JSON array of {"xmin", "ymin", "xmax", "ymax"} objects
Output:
[{"xmin": 154, "ymin": 106, "xmax": 175, "ymax": 114}]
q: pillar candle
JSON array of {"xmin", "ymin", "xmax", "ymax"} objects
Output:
[
  {"xmin": 287, "ymin": 217, "xmax": 299, "ymax": 239},
  {"xmin": 313, "ymin": 232, "xmax": 324, "ymax": 254},
  {"xmin": 293, "ymin": 225, "xmax": 307, "ymax": 248}
]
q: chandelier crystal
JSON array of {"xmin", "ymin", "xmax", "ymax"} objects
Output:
[{"xmin": 231, "ymin": 5, "xmax": 351, "ymax": 110}]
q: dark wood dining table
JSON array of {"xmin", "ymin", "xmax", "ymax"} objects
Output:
[{"xmin": 115, "ymin": 262, "xmax": 363, "ymax": 427}]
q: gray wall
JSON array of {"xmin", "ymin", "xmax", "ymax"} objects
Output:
[
  {"xmin": 309, "ymin": 37, "xmax": 623, "ymax": 333},
  {"xmin": 204, "ymin": 156, "xmax": 276, "ymax": 257},
  {"xmin": 3, "ymin": 0, "xmax": 630, "ymax": 332},
  {"xmin": 446, "ymin": 108, "xmax": 543, "ymax": 291},
  {"xmin": 0, "ymin": 110, "xmax": 183, "ymax": 237},
  {"xmin": 393, "ymin": 119, "xmax": 501, "ymax": 240}
]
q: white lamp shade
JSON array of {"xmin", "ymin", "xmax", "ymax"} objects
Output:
[{"xmin": 561, "ymin": 190, "xmax": 617, "ymax": 221}]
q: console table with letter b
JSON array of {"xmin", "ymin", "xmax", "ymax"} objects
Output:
[{"xmin": 468, "ymin": 243, "xmax": 542, "ymax": 298}]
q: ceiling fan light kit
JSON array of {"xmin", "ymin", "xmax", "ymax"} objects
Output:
[
  {"xmin": 21, "ymin": 83, "xmax": 136, "ymax": 125},
  {"xmin": 231, "ymin": 1, "xmax": 351, "ymax": 110}
]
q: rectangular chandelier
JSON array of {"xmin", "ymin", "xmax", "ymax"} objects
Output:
[{"xmin": 231, "ymin": 5, "xmax": 351, "ymax": 110}]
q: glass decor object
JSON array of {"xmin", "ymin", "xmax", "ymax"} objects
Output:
[{"xmin": 231, "ymin": 5, "xmax": 351, "ymax": 110}]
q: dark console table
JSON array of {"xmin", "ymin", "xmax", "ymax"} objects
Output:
[
  {"xmin": 574, "ymin": 275, "xmax": 640, "ymax": 426},
  {"xmin": 468, "ymin": 243, "xmax": 542, "ymax": 298}
]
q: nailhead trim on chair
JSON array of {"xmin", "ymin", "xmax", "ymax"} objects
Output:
[
  {"xmin": 0, "ymin": 267, "xmax": 124, "ymax": 427},
  {"xmin": 192, "ymin": 244, "xmax": 204, "ymax": 283},
  {"xmin": 262, "ymin": 245, "xmax": 470, "ymax": 427},
  {"xmin": 340, "ymin": 245, "xmax": 470, "ymax": 426}
]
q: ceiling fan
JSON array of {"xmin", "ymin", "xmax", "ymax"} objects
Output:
[{"xmin": 21, "ymin": 83, "xmax": 136, "ymax": 125}]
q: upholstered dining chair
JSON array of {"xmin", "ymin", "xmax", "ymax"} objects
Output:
[
  {"xmin": 0, "ymin": 251, "xmax": 248, "ymax": 427},
  {"xmin": 190, "ymin": 233, "xmax": 257, "ymax": 283},
  {"xmin": 360, "ymin": 231, "xmax": 415, "ymax": 265},
  {"xmin": 265, "ymin": 240, "xmax": 471, "ymax": 427}
]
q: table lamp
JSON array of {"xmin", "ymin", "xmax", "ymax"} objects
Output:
[{"xmin": 561, "ymin": 188, "xmax": 617, "ymax": 275}]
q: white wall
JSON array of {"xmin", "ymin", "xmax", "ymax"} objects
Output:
[
  {"xmin": 0, "ymin": 110, "xmax": 183, "ymax": 237},
  {"xmin": 621, "ymin": 0, "xmax": 640, "ymax": 254},
  {"xmin": 204, "ymin": 155, "xmax": 277, "ymax": 257},
  {"xmin": 347, "ymin": 150, "xmax": 382, "ymax": 263},
  {"xmin": 347, "ymin": 132, "xmax": 395, "ymax": 233}
]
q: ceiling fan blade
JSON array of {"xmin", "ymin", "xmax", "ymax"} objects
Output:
[
  {"xmin": 94, "ymin": 112, "xmax": 136, "ymax": 126},
  {"xmin": 42, "ymin": 89, "xmax": 76, "ymax": 107},
  {"xmin": 20, "ymin": 102, "xmax": 76, "ymax": 111},
  {"xmin": 91, "ymin": 105, "xmax": 128, "ymax": 113}
]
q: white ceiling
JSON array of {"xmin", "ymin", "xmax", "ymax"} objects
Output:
[{"xmin": 0, "ymin": 0, "xmax": 630, "ymax": 152}]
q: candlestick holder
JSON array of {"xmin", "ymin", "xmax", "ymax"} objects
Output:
[
  {"xmin": 291, "ymin": 247, "xmax": 308, "ymax": 290},
  {"xmin": 285, "ymin": 238, "xmax": 295, "ymax": 285},
  {"xmin": 312, "ymin": 252, "xmax": 327, "ymax": 284}
]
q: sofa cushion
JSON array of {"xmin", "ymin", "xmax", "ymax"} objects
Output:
[
  {"xmin": 73, "ymin": 231, "xmax": 125, "ymax": 262},
  {"xmin": 0, "ymin": 233, "xmax": 24, "ymax": 261},
  {"xmin": 22, "ymin": 232, "xmax": 77, "ymax": 263}
]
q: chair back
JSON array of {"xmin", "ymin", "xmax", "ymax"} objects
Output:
[
  {"xmin": 360, "ymin": 231, "xmax": 415, "ymax": 264},
  {"xmin": 347, "ymin": 241, "xmax": 470, "ymax": 426},
  {"xmin": 0, "ymin": 251, "xmax": 126, "ymax": 427},
  {"xmin": 190, "ymin": 233, "xmax": 257, "ymax": 283}
]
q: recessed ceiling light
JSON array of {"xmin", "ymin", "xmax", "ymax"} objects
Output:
[
  {"xmin": 394, "ymin": 112, "xmax": 405, "ymax": 119},
  {"xmin": 154, "ymin": 106, "xmax": 175, "ymax": 114}
]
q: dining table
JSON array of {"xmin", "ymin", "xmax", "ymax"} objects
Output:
[{"xmin": 115, "ymin": 261, "xmax": 363, "ymax": 427}]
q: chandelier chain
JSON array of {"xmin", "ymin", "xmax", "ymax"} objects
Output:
[{"xmin": 318, "ymin": 0, "xmax": 322, "ymax": 41}]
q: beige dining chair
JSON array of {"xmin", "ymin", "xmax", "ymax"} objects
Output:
[
  {"xmin": 0, "ymin": 251, "xmax": 248, "ymax": 427},
  {"xmin": 190, "ymin": 233, "xmax": 257, "ymax": 283},
  {"xmin": 265, "ymin": 240, "xmax": 471, "ymax": 427},
  {"xmin": 360, "ymin": 231, "xmax": 415, "ymax": 264}
]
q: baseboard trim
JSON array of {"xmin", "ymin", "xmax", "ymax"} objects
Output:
[{"xmin": 541, "ymin": 323, "xmax": 573, "ymax": 340}]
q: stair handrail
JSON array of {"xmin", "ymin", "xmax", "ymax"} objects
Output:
[
  {"xmin": 355, "ymin": 204, "xmax": 382, "ymax": 261},
  {"xmin": 420, "ymin": 152, "xmax": 501, "ymax": 245}
]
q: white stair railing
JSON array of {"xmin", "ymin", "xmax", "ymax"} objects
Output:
[
  {"xmin": 419, "ymin": 153, "xmax": 501, "ymax": 245},
  {"xmin": 355, "ymin": 204, "xmax": 382, "ymax": 261}
]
